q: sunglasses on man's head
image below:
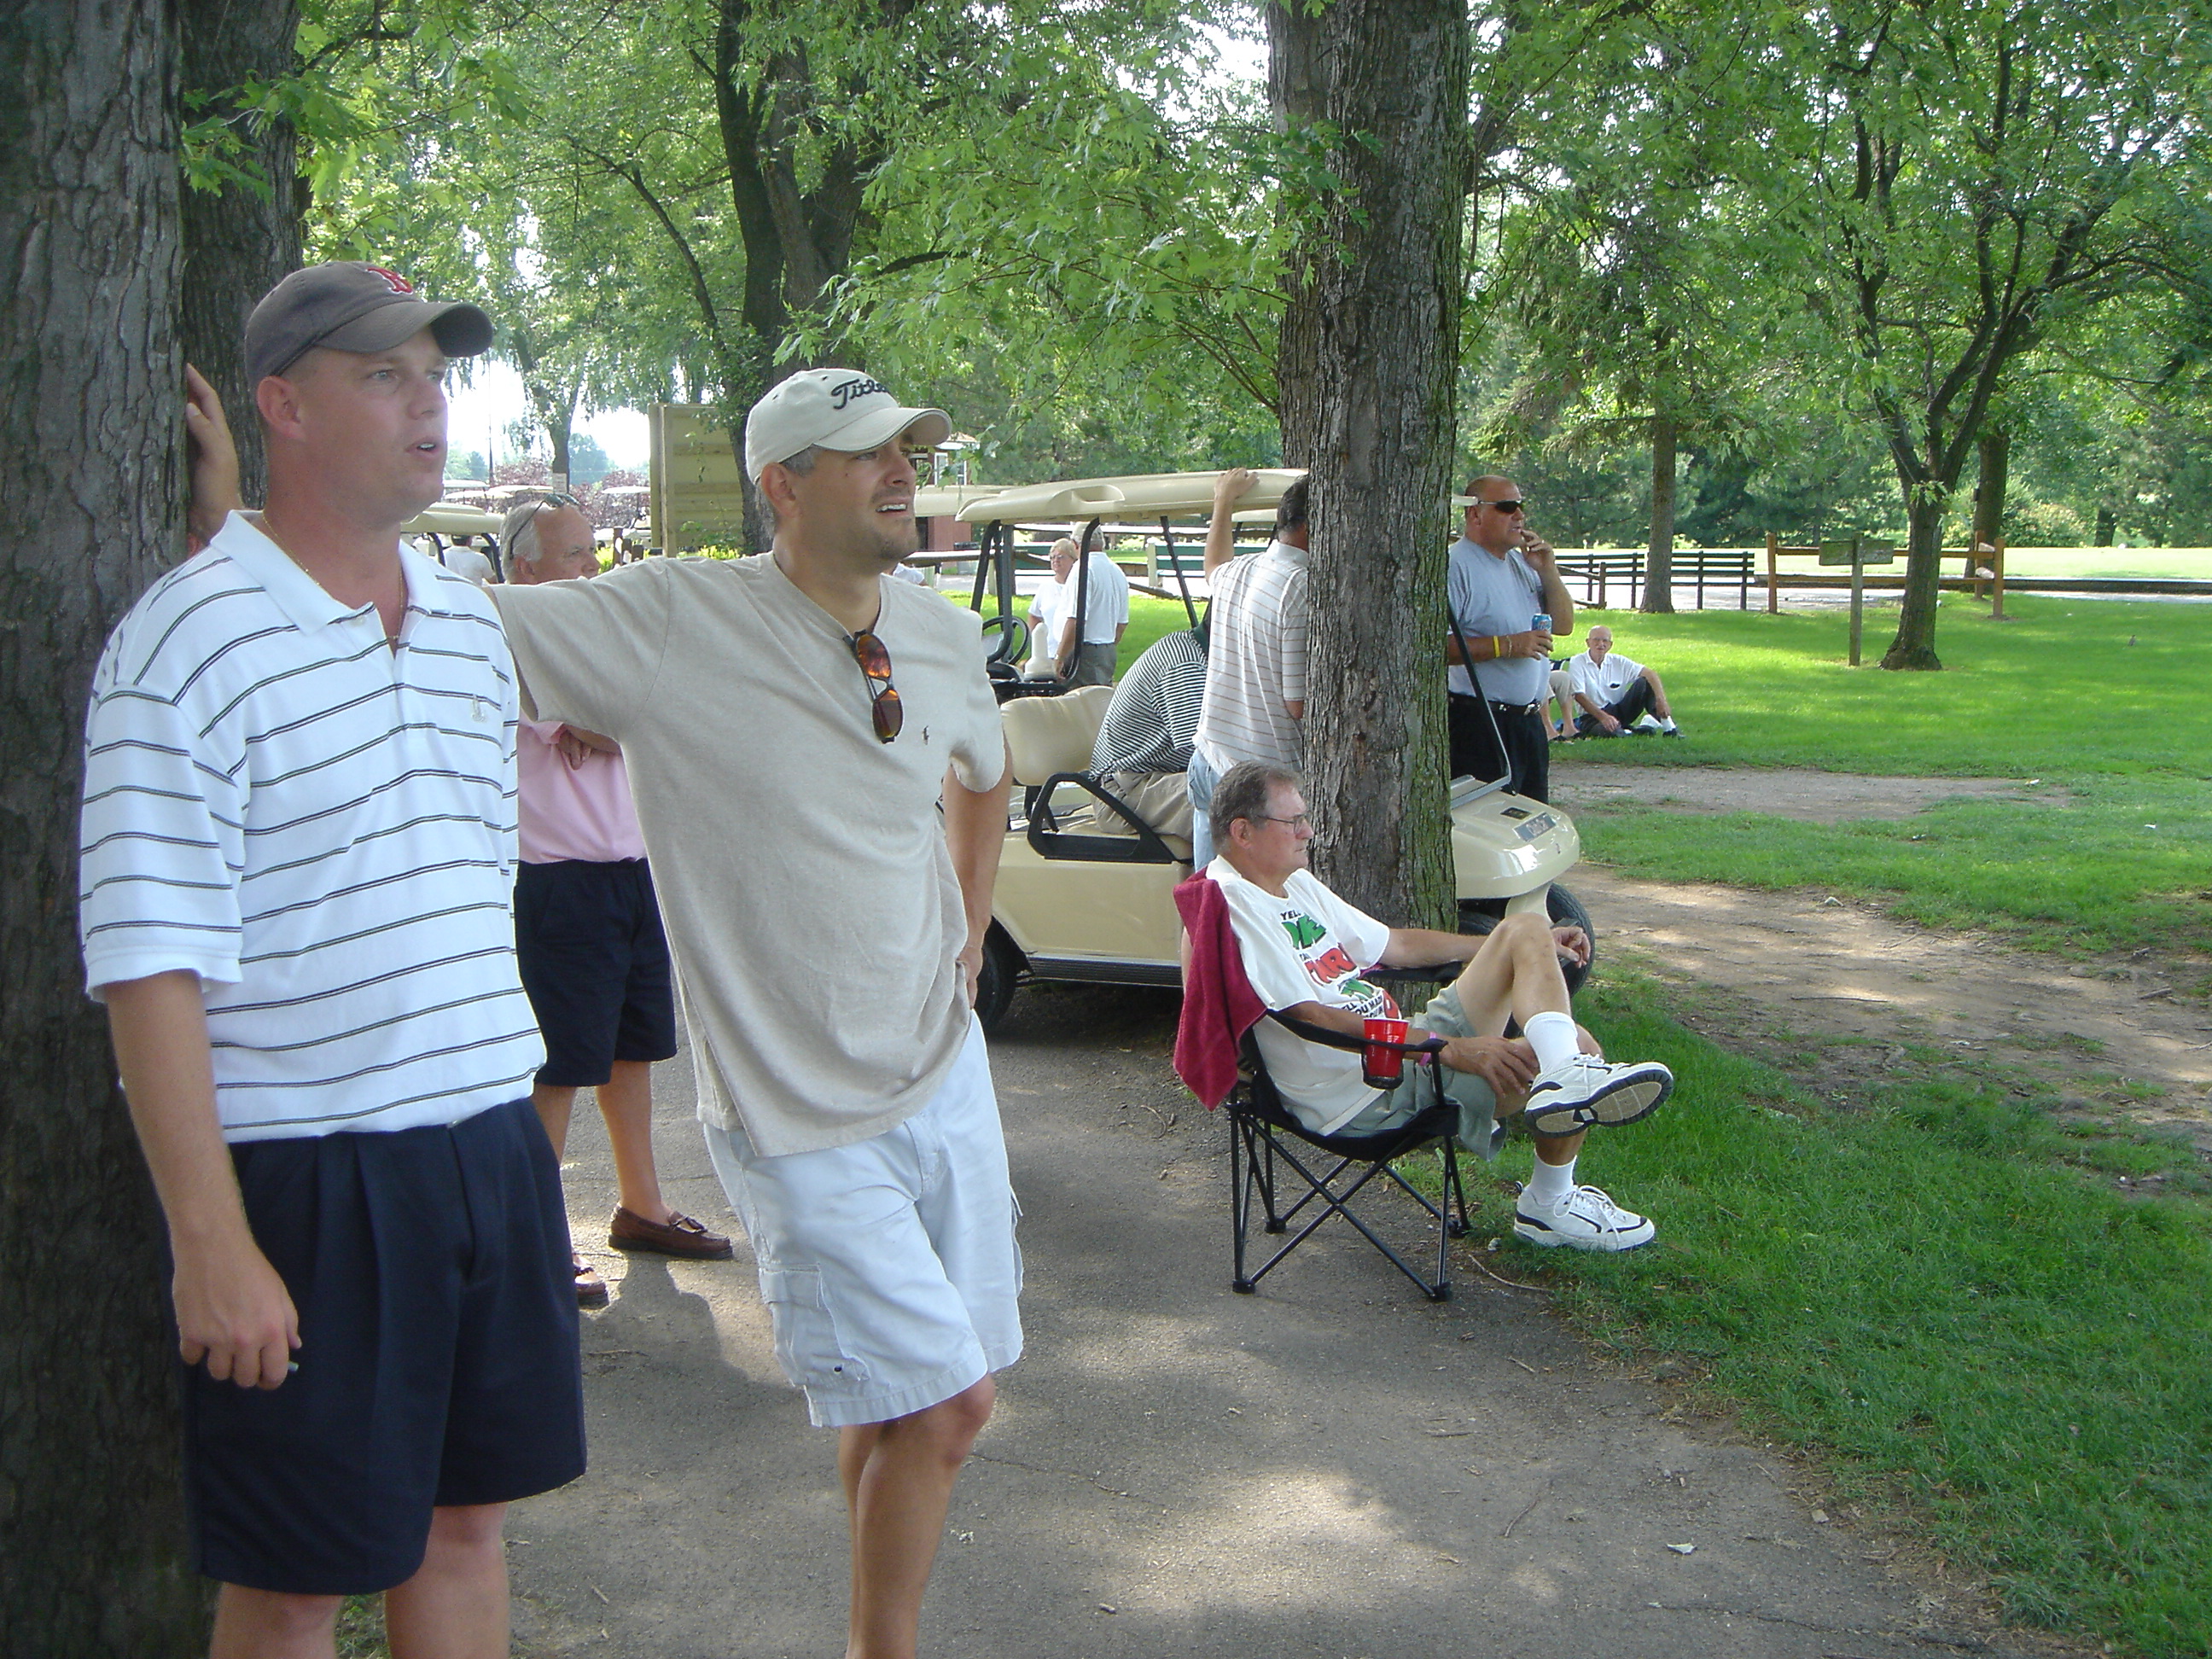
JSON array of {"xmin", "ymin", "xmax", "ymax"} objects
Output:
[{"xmin": 848, "ymin": 629, "xmax": 904, "ymax": 743}]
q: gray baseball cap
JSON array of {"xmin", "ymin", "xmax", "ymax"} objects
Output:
[
  {"xmin": 744, "ymin": 369, "xmax": 951, "ymax": 481},
  {"xmin": 245, "ymin": 262, "xmax": 495, "ymax": 385}
]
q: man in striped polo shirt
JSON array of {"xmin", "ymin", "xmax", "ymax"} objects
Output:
[
  {"xmin": 80, "ymin": 263, "xmax": 585, "ymax": 1657},
  {"xmin": 1188, "ymin": 469, "xmax": 1311, "ymax": 869}
]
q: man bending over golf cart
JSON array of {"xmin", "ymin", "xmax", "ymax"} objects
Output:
[{"xmin": 1202, "ymin": 761, "xmax": 1674, "ymax": 1251}]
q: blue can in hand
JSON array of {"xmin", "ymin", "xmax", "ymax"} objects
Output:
[{"xmin": 1531, "ymin": 613, "xmax": 1551, "ymax": 632}]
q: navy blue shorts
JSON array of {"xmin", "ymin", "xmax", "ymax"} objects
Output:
[
  {"xmin": 514, "ymin": 858, "xmax": 678, "ymax": 1088},
  {"xmin": 183, "ymin": 1099, "xmax": 587, "ymax": 1595}
]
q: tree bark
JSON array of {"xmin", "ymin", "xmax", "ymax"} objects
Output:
[
  {"xmin": 1880, "ymin": 485, "xmax": 1948, "ymax": 670},
  {"xmin": 1641, "ymin": 409, "xmax": 1677, "ymax": 614},
  {"xmin": 2, "ymin": 2, "xmax": 206, "ymax": 1651},
  {"xmin": 1970, "ymin": 424, "xmax": 2008, "ymax": 551},
  {"xmin": 178, "ymin": 0, "xmax": 303, "ymax": 510},
  {"xmin": 1269, "ymin": 0, "xmax": 1468, "ymax": 931}
]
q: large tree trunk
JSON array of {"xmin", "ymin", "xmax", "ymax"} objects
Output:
[
  {"xmin": 178, "ymin": 0, "xmax": 303, "ymax": 509},
  {"xmin": 1881, "ymin": 481, "xmax": 1948, "ymax": 670},
  {"xmin": 1641, "ymin": 409, "xmax": 1677, "ymax": 614},
  {"xmin": 1270, "ymin": 0, "xmax": 1468, "ymax": 931},
  {"xmin": 2, "ymin": 3, "xmax": 206, "ymax": 1652},
  {"xmin": 1970, "ymin": 424, "xmax": 2008, "ymax": 551}
]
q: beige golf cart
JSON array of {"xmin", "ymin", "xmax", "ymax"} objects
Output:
[{"xmin": 960, "ymin": 471, "xmax": 1592, "ymax": 1029}]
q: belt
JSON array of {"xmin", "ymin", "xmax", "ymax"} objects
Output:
[{"xmin": 1451, "ymin": 691, "xmax": 1543, "ymax": 717}]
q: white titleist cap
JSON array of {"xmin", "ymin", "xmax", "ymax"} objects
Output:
[{"xmin": 744, "ymin": 369, "xmax": 952, "ymax": 482}]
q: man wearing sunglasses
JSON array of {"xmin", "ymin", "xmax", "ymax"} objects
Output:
[
  {"xmin": 489, "ymin": 369, "xmax": 1015, "ymax": 1659},
  {"xmin": 1446, "ymin": 476, "xmax": 1575, "ymax": 801}
]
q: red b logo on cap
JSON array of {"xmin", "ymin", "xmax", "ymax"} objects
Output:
[{"xmin": 364, "ymin": 266, "xmax": 415, "ymax": 294}]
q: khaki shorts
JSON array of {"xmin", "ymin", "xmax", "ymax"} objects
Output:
[
  {"xmin": 1335, "ymin": 986, "xmax": 1506, "ymax": 1159},
  {"xmin": 704, "ymin": 1020, "xmax": 1022, "ymax": 1428}
]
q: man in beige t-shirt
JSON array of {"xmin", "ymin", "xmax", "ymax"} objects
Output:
[{"xmin": 491, "ymin": 370, "xmax": 1014, "ymax": 1659}]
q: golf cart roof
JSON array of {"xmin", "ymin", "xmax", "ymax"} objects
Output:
[
  {"xmin": 914, "ymin": 483, "xmax": 1012, "ymax": 519},
  {"xmin": 955, "ymin": 469, "xmax": 1306, "ymax": 526},
  {"xmin": 404, "ymin": 503, "xmax": 505, "ymax": 538}
]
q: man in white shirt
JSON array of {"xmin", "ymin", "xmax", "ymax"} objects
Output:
[
  {"xmin": 1566, "ymin": 624, "xmax": 1680, "ymax": 736},
  {"xmin": 1047, "ymin": 537, "xmax": 1130, "ymax": 685},
  {"xmin": 1023, "ymin": 539, "xmax": 1074, "ymax": 678},
  {"xmin": 1190, "ymin": 472, "xmax": 1309, "ymax": 868},
  {"xmin": 83, "ymin": 261, "xmax": 583, "ymax": 1657},
  {"xmin": 1202, "ymin": 760, "xmax": 1674, "ymax": 1252},
  {"xmin": 437, "ymin": 533, "xmax": 498, "ymax": 585}
]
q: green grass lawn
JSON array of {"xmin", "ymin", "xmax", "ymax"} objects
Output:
[
  {"xmin": 1004, "ymin": 589, "xmax": 2207, "ymax": 956},
  {"xmin": 1997, "ymin": 547, "xmax": 2212, "ymax": 581},
  {"xmin": 1569, "ymin": 544, "xmax": 2212, "ymax": 580},
  {"xmin": 1509, "ymin": 969, "xmax": 2212, "ymax": 1657},
  {"xmin": 1535, "ymin": 592, "xmax": 2209, "ymax": 958}
]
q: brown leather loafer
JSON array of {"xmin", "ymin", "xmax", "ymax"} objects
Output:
[
  {"xmin": 573, "ymin": 1251, "xmax": 609, "ymax": 1308},
  {"xmin": 608, "ymin": 1207, "xmax": 735, "ymax": 1260}
]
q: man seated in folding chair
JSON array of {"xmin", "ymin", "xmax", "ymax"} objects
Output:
[{"xmin": 1204, "ymin": 760, "xmax": 1674, "ymax": 1251}]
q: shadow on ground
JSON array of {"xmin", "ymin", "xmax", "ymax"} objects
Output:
[{"xmin": 509, "ymin": 982, "xmax": 2079, "ymax": 1658}]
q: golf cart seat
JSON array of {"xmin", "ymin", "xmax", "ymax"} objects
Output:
[{"xmin": 1000, "ymin": 685, "xmax": 1190, "ymax": 864}]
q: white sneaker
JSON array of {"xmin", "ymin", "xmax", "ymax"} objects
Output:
[
  {"xmin": 1522, "ymin": 1053, "xmax": 1673, "ymax": 1138},
  {"xmin": 1515, "ymin": 1184, "xmax": 1656, "ymax": 1251}
]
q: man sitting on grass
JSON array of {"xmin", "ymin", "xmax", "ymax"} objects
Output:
[
  {"xmin": 1566, "ymin": 624, "xmax": 1680, "ymax": 736},
  {"xmin": 1202, "ymin": 760, "xmax": 1674, "ymax": 1251}
]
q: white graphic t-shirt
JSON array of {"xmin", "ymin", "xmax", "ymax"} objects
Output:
[{"xmin": 1208, "ymin": 859, "xmax": 1396, "ymax": 1134}]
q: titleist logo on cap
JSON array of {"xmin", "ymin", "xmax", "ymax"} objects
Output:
[
  {"xmin": 741, "ymin": 366, "xmax": 952, "ymax": 481},
  {"xmin": 828, "ymin": 375, "xmax": 888, "ymax": 409}
]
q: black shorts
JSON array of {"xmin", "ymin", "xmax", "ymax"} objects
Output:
[
  {"xmin": 184, "ymin": 1099, "xmax": 586, "ymax": 1595},
  {"xmin": 515, "ymin": 858, "xmax": 678, "ymax": 1088}
]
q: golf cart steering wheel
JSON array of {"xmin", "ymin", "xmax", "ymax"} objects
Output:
[{"xmin": 980, "ymin": 612, "xmax": 1029, "ymax": 671}]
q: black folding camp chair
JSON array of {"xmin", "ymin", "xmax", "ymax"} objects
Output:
[{"xmin": 1228, "ymin": 1010, "xmax": 1475, "ymax": 1302}]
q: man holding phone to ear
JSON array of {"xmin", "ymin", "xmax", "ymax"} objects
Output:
[{"xmin": 1444, "ymin": 475, "xmax": 1575, "ymax": 802}]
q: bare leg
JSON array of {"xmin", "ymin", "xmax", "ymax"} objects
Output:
[
  {"xmin": 210, "ymin": 1586, "xmax": 341, "ymax": 1659},
  {"xmin": 839, "ymin": 1376, "xmax": 996, "ymax": 1659},
  {"xmin": 594, "ymin": 1059, "xmax": 669, "ymax": 1222},
  {"xmin": 531, "ymin": 1081, "xmax": 578, "ymax": 1161},
  {"xmin": 1445, "ymin": 922, "xmax": 1604, "ymax": 1161},
  {"xmin": 1447, "ymin": 911, "xmax": 1572, "ymax": 1037},
  {"xmin": 382, "ymin": 1503, "xmax": 509, "ymax": 1659}
]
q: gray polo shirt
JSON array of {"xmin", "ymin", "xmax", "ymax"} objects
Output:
[{"xmin": 1446, "ymin": 537, "xmax": 1547, "ymax": 704}]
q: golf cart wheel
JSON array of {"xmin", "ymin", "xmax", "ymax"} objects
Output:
[
  {"xmin": 974, "ymin": 925, "xmax": 1022, "ymax": 1032},
  {"xmin": 1458, "ymin": 882, "xmax": 1596, "ymax": 995}
]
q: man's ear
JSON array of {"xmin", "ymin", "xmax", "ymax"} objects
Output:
[
  {"xmin": 756, "ymin": 463, "xmax": 799, "ymax": 521},
  {"xmin": 255, "ymin": 373, "xmax": 306, "ymax": 442}
]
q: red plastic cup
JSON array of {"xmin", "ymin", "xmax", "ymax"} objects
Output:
[{"xmin": 1362, "ymin": 1016, "xmax": 1411, "ymax": 1088}]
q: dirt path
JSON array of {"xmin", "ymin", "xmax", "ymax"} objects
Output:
[{"xmin": 1549, "ymin": 769, "xmax": 2212, "ymax": 1159}]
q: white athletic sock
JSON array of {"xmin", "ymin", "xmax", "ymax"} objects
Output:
[
  {"xmin": 1524, "ymin": 1154, "xmax": 1577, "ymax": 1208},
  {"xmin": 1524, "ymin": 1010, "xmax": 1580, "ymax": 1074}
]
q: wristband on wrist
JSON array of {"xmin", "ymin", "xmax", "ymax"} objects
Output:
[{"xmin": 1493, "ymin": 635, "xmax": 1505, "ymax": 660}]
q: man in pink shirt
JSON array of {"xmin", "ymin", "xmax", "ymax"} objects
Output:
[{"xmin": 504, "ymin": 497, "xmax": 733, "ymax": 1305}]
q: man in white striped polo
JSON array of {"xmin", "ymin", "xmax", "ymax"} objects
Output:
[
  {"xmin": 1187, "ymin": 470, "xmax": 1310, "ymax": 869},
  {"xmin": 80, "ymin": 263, "xmax": 585, "ymax": 1658}
]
